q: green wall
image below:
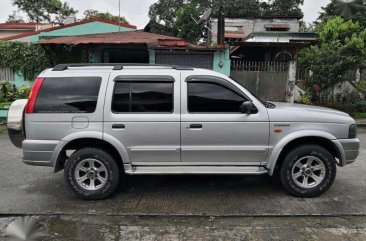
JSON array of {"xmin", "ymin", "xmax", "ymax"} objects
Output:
[
  {"xmin": 148, "ymin": 50, "xmax": 156, "ymax": 64},
  {"xmin": 14, "ymin": 72, "xmax": 30, "ymax": 87},
  {"xmin": 213, "ymin": 49, "xmax": 231, "ymax": 76}
]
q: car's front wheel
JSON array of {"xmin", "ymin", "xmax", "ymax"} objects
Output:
[
  {"xmin": 280, "ymin": 145, "xmax": 336, "ymax": 198},
  {"xmin": 64, "ymin": 147, "xmax": 120, "ymax": 200}
]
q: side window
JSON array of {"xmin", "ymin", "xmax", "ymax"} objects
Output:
[
  {"xmin": 34, "ymin": 77, "xmax": 102, "ymax": 113},
  {"xmin": 112, "ymin": 82, "xmax": 173, "ymax": 113},
  {"xmin": 188, "ymin": 82, "xmax": 247, "ymax": 113}
]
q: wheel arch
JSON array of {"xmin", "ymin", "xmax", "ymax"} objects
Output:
[
  {"xmin": 267, "ymin": 131, "xmax": 343, "ymax": 176},
  {"xmin": 52, "ymin": 132, "xmax": 130, "ymax": 173}
]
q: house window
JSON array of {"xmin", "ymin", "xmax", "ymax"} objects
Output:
[{"xmin": 266, "ymin": 28, "xmax": 290, "ymax": 32}]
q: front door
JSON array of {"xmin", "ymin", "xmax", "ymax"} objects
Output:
[
  {"xmin": 104, "ymin": 73, "xmax": 181, "ymax": 164},
  {"xmin": 180, "ymin": 75, "xmax": 270, "ymax": 165}
]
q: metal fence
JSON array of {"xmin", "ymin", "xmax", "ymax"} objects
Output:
[
  {"xmin": 0, "ymin": 68, "xmax": 15, "ymax": 82},
  {"xmin": 231, "ymin": 61, "xmax": 289, "ymax": 101},
  {"xmin": 231, "ymin": 60, "xmax": 288, "ymax": 72}
]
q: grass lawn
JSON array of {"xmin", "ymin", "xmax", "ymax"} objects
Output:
[{"xmin": 0, "ymin": 102, "xmax": 12, "ymax": 108}]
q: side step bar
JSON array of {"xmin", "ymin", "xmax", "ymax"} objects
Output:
[{"xmin": 124, "ymin": 165, "xmax": 268, "ymax": 175}]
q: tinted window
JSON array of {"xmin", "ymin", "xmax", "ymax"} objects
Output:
[
  {"xmin": 34, "ymin": 77, "xmax": 102, "ymax": 113},
  {"xmin": 112, "ymin": 82, "xmax": 173, "ymax": 113},
  {"xmin": 188, "ymin": 82, "xmax": 246, "ymax": 113}
]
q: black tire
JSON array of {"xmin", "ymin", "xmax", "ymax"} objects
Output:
[
  {"xmin": 280, "ymin": 145, "xmax": 336, "ymax": 198},
  {"xmin": 64, "ymin": 147, "xmax": 120, "ymax": 200}
]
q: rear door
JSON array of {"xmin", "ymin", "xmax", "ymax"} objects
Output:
[{"xmin": 104, "ymin": 73, "xmax": 181, "ymax": 164}]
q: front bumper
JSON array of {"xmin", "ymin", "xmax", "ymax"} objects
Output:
[{"xmin": 333, "ymin": 138, "xmax": 360, "ymax": 166}]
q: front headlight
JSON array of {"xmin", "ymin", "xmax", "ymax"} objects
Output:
[{"xmin": 349, "ymin": 124, "xmax": 357, "ymax": 139}]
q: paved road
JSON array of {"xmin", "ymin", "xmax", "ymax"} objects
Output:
[
  {"xmin": 1, "ymin": 130, "xmax": 366, "ymax": 240},
  {"xmin": 0, "ymin": 129, "xmax": 365, "ymax": 217},
  {"xmin": 1, "ymin": 215, "xmax": 366, "ymax": 241}
]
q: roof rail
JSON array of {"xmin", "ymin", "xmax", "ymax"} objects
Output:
[{"xmin": 52, "ymin": 63, "xmax": 194, "ymax": 71}]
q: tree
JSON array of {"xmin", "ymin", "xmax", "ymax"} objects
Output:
[
  {"xmin": 298, "ymin": 17, "xmax": 366, "ymax": 101},
  {"xmin": 7, "ymin": 11, "xmax": 25, "ymax": 23},
  {"xmin": 9, "ymin": 0, "xmax": 77, "ymax": 25},
  {"xmin": 264, "ymin": 0, "xmax": 304, "ymax": 18},
  {"xmin": 319, "ymin": 0, "xmax": 366, "ymax": 28},
  {"xmin": 0, "ymin": 41, "xmax": 50, "ymax": 81},
  {"xmin": 176, "ymin": 4, "xmax": 202, "ymax": 43},
  {"xmin": 148, "ymin": 0, "xmax": 185, "ymax": 37},
  {"xmin": 82, "ymin": 10, "xmax": 128, "ymax": 23},
  {"xmin": 148, "ymin": 0, "xmax": 304, "ymax": 42}
]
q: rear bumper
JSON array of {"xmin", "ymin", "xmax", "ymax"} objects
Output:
[
  {"xmin": 334, "ymin": 138, "xmax": 360, "ymax": 166},
  {"xmin": 22, "ymin": 140, "xmax": 60, "ymax": 167}
]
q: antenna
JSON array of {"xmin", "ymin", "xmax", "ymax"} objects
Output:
[
  {"xmin": 191, "ymin": 9, "xmax": 212, "ymax": 25},
  {"xmin": 190, "ymin": 8, "xmax": 217, "ymax": 43},
  {"xmin": 198, "ymin": 9, "xmax": 212, "ymax": 25}
]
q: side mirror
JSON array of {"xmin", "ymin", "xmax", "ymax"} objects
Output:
[{"xmin": 240, "ymin": 101, "xmax": 253, "ymax": 115}]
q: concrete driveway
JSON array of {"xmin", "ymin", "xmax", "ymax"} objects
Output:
[{"xmin": 0, "ymin": 129, "xmax": 365, "ymax": 240}]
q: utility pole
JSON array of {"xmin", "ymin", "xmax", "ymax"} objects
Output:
[
  {"xmin": 118, "ymin": 0, "xmax": 121, "ymax": 32},
  {"xmin": 217, "ymin": 5, "xmax": 225, "ymax": 48}
]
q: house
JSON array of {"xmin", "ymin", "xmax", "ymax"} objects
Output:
[
  {"xmin": 231, "ymin": 32, "xmax": 317, "ymax": 62},
  {"xmin": 0, "ymin": 18, "xmax": 137, "ymax": 86},
  {"xmin": 209, "ymin": 16, "xmax": 303, "ymax": 44},
  {"xmin": 208, "ymin": 16, "xmax": 316, "ymax": 61},
  {"xmin": 37, "ymin": 31, "xmax": 230, "ymax": 75},
  {"xmin": 1, "ymin": 18, "xmax": 137, "ymax": 42},
  {"xmin": 207, "ymin": 16, "xmax": 317, "ymax": 103},
  {"xmin": 0, "ymin": 23, "xmax": 53, "ymax": 39}
]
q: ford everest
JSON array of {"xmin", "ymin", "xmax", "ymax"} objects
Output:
[{"xmin": 7, "ymin": 64, "xmax": 360, "ymax": 199}]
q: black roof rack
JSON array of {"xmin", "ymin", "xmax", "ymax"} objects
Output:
[{"xmin": 52, "ymin": 63, "xmax": 194, "ymax": 71}]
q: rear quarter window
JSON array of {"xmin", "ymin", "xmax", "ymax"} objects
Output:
[{"xmin": 34, "ymin": 77, "xmax": 102, "ymax": 113}]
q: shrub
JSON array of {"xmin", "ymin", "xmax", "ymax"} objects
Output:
[
  {"xmin": 298, "ymin": 90, "xmax": 312, "ymax": 105},
  {"xmin": 355, "ymin": 100, "xmax": 366, "ymax": 113},
  {"xmin": 16, "ymin": 85, "xmax": 31, "ymax": 99},
  {"xmin": 0, "ymin": 81, "xmax": 17, "ymax": 102}
]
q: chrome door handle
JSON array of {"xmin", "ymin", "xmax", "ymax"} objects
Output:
[
  {"xmin": 112, "ymin": 124, "xmax": 125, "ymax": 129},
  {"xmin": 189, "ymin": 124, "xmax": 202, "ymax": 129}
]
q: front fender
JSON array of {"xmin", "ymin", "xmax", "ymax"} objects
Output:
[{"xmin": 266, "ymin": 130, "xmax": 341, "ymax": 175}]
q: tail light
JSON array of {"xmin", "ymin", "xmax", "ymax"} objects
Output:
[{"xmin": 25, "ymin": 77, "xmax": 44, "ymax": 113}]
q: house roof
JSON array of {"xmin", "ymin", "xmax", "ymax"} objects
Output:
[
  {"xmin": 225, "ymin": 31, "xmax": 244, "ymax": 39},
  {"xmin": 243, "ymin": 32, "xmax": 317, "ymax": 43},
  {"xmin": 212, "ymin": 15, "xmax": 303, "ymax": 20},
  {"xmin": 0, "ymin": 23, "xmax": 49, "ymax": 30},
  {"xmin": 231, "ymin": 41, "xmax": 316, "ymax": 47},
  {"xmin": 37, "ymin": 30, "xmax": 211, "ymax": 50},
  {"xmin": 0, "ymin": 18, "xmax": 137, "ymax": 41}
]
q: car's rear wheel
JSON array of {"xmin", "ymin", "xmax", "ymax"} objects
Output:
[
  {"xmin": 280, "ymin": 145, "xmax": 336, "ymax": 198},
  {"xmin": 64, "ymin": 147, "xmax": 120, "ymax": 200}
]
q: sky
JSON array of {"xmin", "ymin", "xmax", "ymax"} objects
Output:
[{"xmin": 0, "ymin": 0, "xmax": 331, "ymax": 29}]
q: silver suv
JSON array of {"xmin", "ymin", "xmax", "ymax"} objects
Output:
[{"xmin": 7, "ymin": 64, "xmax": 360, "ymax": 199}]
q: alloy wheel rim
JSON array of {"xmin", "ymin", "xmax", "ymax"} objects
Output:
[
  {"xmin": 74, "ymin": 158, "xmax": 108, "ymax": 191},
  {"xmin": 291, "ymin": 156, "xmax": 326, "ymax": 189}
]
